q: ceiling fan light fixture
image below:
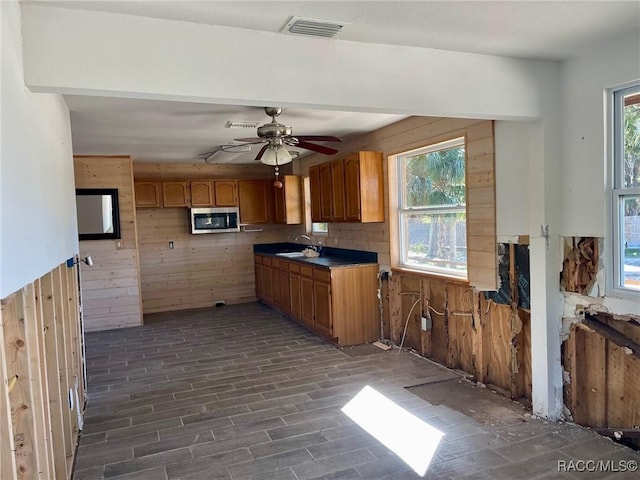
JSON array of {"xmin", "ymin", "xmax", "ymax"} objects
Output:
[{"xmin": 261, "ymin": 144, "xmax": 292, "ymax": 166}]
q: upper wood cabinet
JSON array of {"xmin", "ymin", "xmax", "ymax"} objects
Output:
[
  {"xmin": 318, "ymin": 162, "xmax": 333, "ymax": 222},
  {"xmin": 344, "ymin": 151, "xmax": 384, "ymax": 223},
  {"xmin": 134, "ymin": 181, "xmax": 162, "ymax": 208},
  {"xmin": 162, "ymin": 181, "xmax": 190, "ymax": 208},
  {"xmin": 274, "ymin": 175, "xmax": 302, "ymax": 225},
  {"xmin": 214, "ymin": 180, "xmax": 238, "ymax": 206},
  {"xmin": 331, "ymin": 159, "xmax": 346, "ymax": 222},
  {"xmin": 308, "ymin": 151, "xmax": 384, "ymax": 223},
  {"xmin": 238, "ymin": 180, "xmax": 270, "ymax": 224},
  {"xmin": 190, "ymin": 180, "xmax": 215, "ymax": 207},
  {"xmin": 309, "ymin": 165, "xmax": 322, "ymax": 223}
]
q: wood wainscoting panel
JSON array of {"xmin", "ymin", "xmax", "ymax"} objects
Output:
[
  {"xmin": 137, "ymin": 207, "xmax": 288, "ymax": 313},
  {"xmin": 74, "ymin": 156, "xmax": 143, "ymax": 331}
]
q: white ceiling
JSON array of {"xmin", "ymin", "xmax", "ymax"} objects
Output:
[{"xmin": 29, "ymin": 0, "xmax": 639, "ymax": 164}]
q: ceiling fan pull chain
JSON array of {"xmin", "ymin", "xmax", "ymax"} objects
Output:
[{"xmin": 273, "ymin": 165, "xmax": 283, "ymax": 189}]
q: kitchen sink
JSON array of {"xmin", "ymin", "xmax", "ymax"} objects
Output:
[{"xmin": 276, "ymin": 251, "xmax": 305, "ymax": 258}]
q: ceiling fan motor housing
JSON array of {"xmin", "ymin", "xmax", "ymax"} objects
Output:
[{"xmin": 257, "ymin": 123, "xmax": 292, "ymax": 138}]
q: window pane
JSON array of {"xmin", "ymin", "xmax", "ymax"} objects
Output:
[
  {"xmin": 401, "ymin": 211, "xmax": 467, "ymax": 275},
  {"xmin": 623, "ymin": 92, "xmax": 640, "ymax": 189},
  {"xmin": 312, "ymin": 222, "xmax": 328, "ymax": 233},
  {"xmin": 622, "ymin": 195, "xmax": 640, "ymax": 290},
  {"xmin": 403, "ymin": 143, "xmax": 465, "ymax": 208}
]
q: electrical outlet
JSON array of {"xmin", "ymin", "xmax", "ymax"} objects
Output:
[
  {"xmin": 169, "ymin": 241, "xmax": 174, "ymax": 249},
  {"xmin": 421, "ymin": 316, "xmax": 432, "ymax": 331},
  {"xmin": 115, "ymin": 240, "xmax": 123, "ymax": 250}
]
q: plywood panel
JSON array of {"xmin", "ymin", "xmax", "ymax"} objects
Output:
[
  {"xmin": 482, "ymin": 299, "xmax": 512, "ymax": 390},
  {"xmin": 447, "ymin": 285, "xmax": 475, "ymax": 374},
  {"xmin": 514, "ymin": 309, "xmax": 532, "ymax": 400},
  {"xmin": 565, "ymin": 321, "xmax": 640, "ymax": 437},
  {"xmin": 398, "ymin": 276, "xmax": 422, "ymax": 353},
  {"xmin": 428, "ymin": 280, "xmax": 448, "ymax": 365}
]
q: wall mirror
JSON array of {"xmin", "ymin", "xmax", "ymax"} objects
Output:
[{"xmin": 76, "ymin": 188, "xmax": 121, "ymax": 240}]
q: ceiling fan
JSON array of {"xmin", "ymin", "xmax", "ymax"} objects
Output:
[{"xmin": 235, "ymin": 107, "xmax": 342, "ymax": 166}]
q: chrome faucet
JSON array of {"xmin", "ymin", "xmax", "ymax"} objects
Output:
[{"xmin": 294, "ymin": 234, "xmax": 313, "ymax": 246}]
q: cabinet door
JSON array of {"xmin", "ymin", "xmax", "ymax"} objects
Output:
[
  {"xmin": 344, "ymin": 155, "xmax": 362, "ymax": 221},
  {"xmin": 262, "ymin": 266, "xmax": 273, "ymax": 304},
  {"xmin": 190, "ymin": 181, "xmax": 215, "ymax": 207},
  {"xmin": 300, "ymin": 276, "xmax": 315, "ymax": 328},
  {"xmin": 314, "ymin": 281, "xmax": 332, "ymax": 338},
  {"xmin": 290, "ymin": 272, "xmax": 301, "ymax": 320},
  {"xmin": 271, "ymin": 264, "xmax": 281, "ymax": 308},
  {"xmin": 135, "ymin": 181, "xmax": 162, "ymax": 208},
  {"xmin": 309, "ymin": 165, "xmax": 322, "ymax": 222},
  {"xmin": 319, "ymin": 162, "xmax": 333, "ymax": 222},
  {"xmin": 214, "ymin": 180, "xmax": 238, "ymax": 206},
  {"xmin": 274, "ymin": 175, "xmax": 302, "ymax": 225},
  {"xmin": 274, "ymin": 183, "xmax": 286, "ymax": 224},
  {"xmin": 238, "ymin": 180, "xmax": 269, "ymax": 224},
  {"xmin": 331, "ymin": 159, "xmax": 346, "ymax": 221},
  {"xmin": 280, "ymin": 269, "xmax": 291, "ymax": 314},
  {"xmin": 255, "ymin": 262, "xmax": 263, "ymax": 299},
  {"xmin": 162, "ymin": 181, "xmax": 190, "ymax": 207}
]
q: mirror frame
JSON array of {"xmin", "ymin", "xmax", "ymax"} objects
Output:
[{"xmin": 76, "ymin": 188, "xmax": 121, "ymax": 240}]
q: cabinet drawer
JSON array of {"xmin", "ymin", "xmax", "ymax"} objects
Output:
[
  {"xmin": 313, "ymin": 269, "xmax": 331, "ymax": 283},
  {"xmin": 300, "ymin": 265, "xmax": 313, "ymax": 278},
  {"xmin": 289, "ymin": 263, "xmax": 300, "ymax": 274}
]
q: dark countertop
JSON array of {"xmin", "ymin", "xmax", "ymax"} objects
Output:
[{"xmin": 254, "ymin": 242, "xmax": 378, "ymax": 269}]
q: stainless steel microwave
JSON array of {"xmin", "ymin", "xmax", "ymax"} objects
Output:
[{"xmin": 190, "ymin": 207, "xmax": 240, "ymax": 234}]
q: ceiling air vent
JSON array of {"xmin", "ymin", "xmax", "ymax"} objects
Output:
[{"xmin": 282, "ymin": 16, "xmax": 346, "ymax": 38}]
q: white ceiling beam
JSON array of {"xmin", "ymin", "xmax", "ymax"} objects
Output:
[{"xmin": 21, "ymin": 4, "xmax": 558, "ymax": 120}]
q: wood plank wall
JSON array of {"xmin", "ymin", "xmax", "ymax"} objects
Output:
[
  {"xmin": 0, "ymin": 262, "xmax": 85, "ymax": 480},
  {"xmin": 295, "ymin": 116, "xmax": 497, "ymax": 291},
  {"xmin": 388, "ymin": 272, "xmax": 532, "ymax": 401},
  {"xmin": 74, "ymin": 156, "xmax": 143, "ymax": 332},
  {"xmin": 133, "ymin": 163, "xmax": 290, "ymax": 314},
  {"xmin": 564, "ymin": 319, "xmax": 640, "ymax": 434}
]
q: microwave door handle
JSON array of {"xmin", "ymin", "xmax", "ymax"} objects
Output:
[{"xmin": 226, "ymin": 213, "xmax": 229, "ymax": 228}]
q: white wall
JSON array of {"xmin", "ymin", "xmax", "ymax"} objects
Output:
[
  {"xmin": 495, "ymin": 121, "xmax": 532, "ymax": 239},
  {"xmin": 0, "ymin": 1, "xmax": 78, "ymax": 298},
  {"xmin": 560, "ymin": 29, "xmax": 640, "ymax": 237}
]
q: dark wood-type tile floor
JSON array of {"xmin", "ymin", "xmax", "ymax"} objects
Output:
[{"xmin": 73, "ymin": 303, "xmax": 639, "ymax": 479}]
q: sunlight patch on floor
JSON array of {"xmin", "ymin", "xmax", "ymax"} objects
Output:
[{"xmin": 341, "ymin": 385, "xmax": 444, "ymax": 476}]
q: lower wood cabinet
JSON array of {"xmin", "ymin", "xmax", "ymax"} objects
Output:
[{"xmin": 254, "ymin": 254, "xmax": 379, "ymax": 345}]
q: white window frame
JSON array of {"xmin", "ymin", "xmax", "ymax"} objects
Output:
[
  {"xmin": 611, "ymin": 83, "xmax": 640, "ymax": 296},
  {"xmin": 396, "ymin": 137, "xmax": 467, "ymax": 279}
]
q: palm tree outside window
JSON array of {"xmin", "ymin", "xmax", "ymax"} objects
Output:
[{"xmin": 396, "ymin": 137, "xmax": 467, "ymax": 278}]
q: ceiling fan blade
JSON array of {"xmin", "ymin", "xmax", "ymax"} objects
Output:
[
  {"xmin": 254, "ymin": 144, "xmax": 269, "ymax": 161},
  {"xmin": 294, "ymin": 135, "xmax": 342, "ymax": 143},
  {"xmin": 293, "ymin": 140, "xmax": 339, "ymax": 156},
  {"xmin": 234, "ymin": 137, "xmax": 265, "ymax": 144}
]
